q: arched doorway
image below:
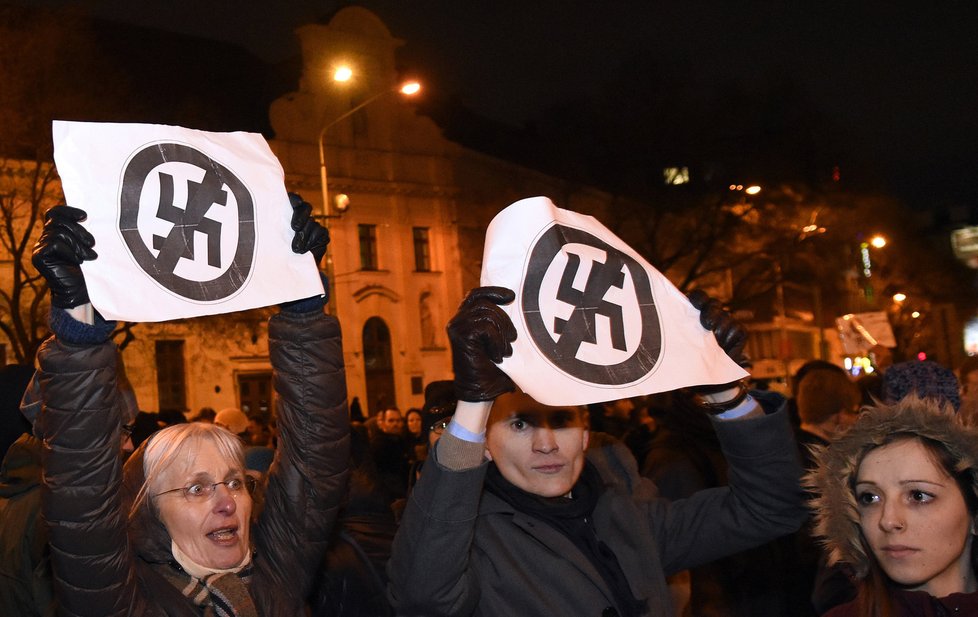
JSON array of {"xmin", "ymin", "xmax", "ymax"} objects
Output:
[{"xmin": 362, "ymin": 317, "xmax": 396, "ymax": 416}]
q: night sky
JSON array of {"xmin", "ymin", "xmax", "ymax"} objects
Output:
[{"xmin": 12, "ymin": 1, "xmax": 978, "ymax": 206}]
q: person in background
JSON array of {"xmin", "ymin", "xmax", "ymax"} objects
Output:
[
  {"xmin": 795, "ymin": 365, "xmax": 862, "ymax": 454},
  {"xmin": 956, "ymin": 356, "xmax": 978, "ymax": 426},
  {"xmin": 958, "ymin": 356, "xmax": 978, "ymax": 397},
  {"xmin": 586, "ymin": 396, "xmax": 636, "ymax": 440},
  {"xmin": 388, "ymin": 287, "xmax": 808, "ymax": 616},
  {"xmin": 370, "ymin": 407, "xmax": 411, "ymax": 502},
  {"xmin": 190, "ymin": 406, "xmax": 217, "ymax": 423},
  {"xmin": 376, "ymin": 407, "xmax": 405, "ymax": 436},
  {"xmin": 793, "ymin": 364, "xmax": 863, "ymax": 615},
  {"xmin": 0, "ymin": 365, "xmax": 36, "ymax": 460},
  {"xmin": 30, "ymin": 194, "xmax": 349, "ymax": 615},
  {"xmin": 398, "ymin": 380, "xmax": 457, "ymax": 511},
  {"xmin": 808, "ymin": 395, "xmax": 978, "ymax": 616},
  {"xmin": 349, "ymin": 396, "xmax": 365, "ymax": 424},
  {"xmin": 215, "ymin": 407, "xmax": 251, "ymax": 439},
  {"xmin": 404, "ymin": 407, "xmax": 426, "ymax": 465},
  {"xmin": 419, "ymin": 380, "xmax": 456, "ymax": 453}
]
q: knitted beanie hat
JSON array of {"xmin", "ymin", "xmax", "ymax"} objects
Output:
[{"xmin": 882, "ymin": 360, "xmax": 961, "ymax": 410}]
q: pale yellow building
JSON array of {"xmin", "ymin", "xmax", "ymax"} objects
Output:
[{"xmin": 0, "ymin": 7, "xmax": 620, "ymax": 420}]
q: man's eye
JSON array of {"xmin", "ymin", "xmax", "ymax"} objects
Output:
[
  {"xmin": 186, "ymin": 484, "xmax": 206, "ymax": 497},
  {"xmin": 856, "ymin": 491, "xmax": 879, "ymax": 506},
  {"xmin": 511, "ymin": 419, "xmax": 527, "ymax": 431}
]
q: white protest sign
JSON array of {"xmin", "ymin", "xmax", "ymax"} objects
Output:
[
  {"xmin": 482, "ymin": 196, "xmax": 748, "ymax": 406},
  {"xmin": 835, "ymin": 311, "xmax": 896, "ymax": 355},
  {"xmin": 52, "ymin": 121, "xmax": 324, "ymax": 322}
]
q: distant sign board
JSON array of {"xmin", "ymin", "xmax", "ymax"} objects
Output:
[
  {"xmin": 951, "ymin": 226, "xmax": 978, "ymax": 268},
  {"xmin": 835, "ymin": 311, "xmax": 896, "ymax": 355}
]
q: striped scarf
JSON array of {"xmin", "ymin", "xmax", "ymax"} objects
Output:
[{"xmin": 155, "ymin": 542, "xmax": 259, "ymax": 617}]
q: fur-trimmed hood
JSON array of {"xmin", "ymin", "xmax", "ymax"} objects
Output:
[{"xmin": 805, "ymin": 394, "xmax": 978, "ymax": 579}]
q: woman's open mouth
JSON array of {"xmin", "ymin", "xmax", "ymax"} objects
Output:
[{"xmin": 207, "ymin": 527, "xmax": 239, "ymax": 544}]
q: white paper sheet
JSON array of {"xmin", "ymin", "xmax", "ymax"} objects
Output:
[
  {"xmin": 481, "ymin": 196, "xmax": 748, "ymax": 406},
  {"xmin": 52, "ymin": 120, "xmax": 324, "ymax": 322}
]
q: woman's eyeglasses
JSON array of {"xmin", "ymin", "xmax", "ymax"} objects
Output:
[{"xmin": 155, "ymin": 476, "xmax": 257, "ymax": 501}]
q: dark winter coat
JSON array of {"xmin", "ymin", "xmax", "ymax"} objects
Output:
[
  {"xmin": 824, "ymin": 587, "xmax": 978, "ymax": 617},
  {"xmin": 36, "ymin": 308, "xmax": 349, "ymax": 616},
  {"xmin": 0, "ymin": 434, "xmax": 53, "ymax": 617},
  {"xmin": 388, "ymin": 408, "xmax": 808, "ymax": 617}
]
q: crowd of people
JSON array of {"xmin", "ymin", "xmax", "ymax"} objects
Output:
[{"xmin": 1, "ymin": 194, "xmax": 977, "ymax": 616}]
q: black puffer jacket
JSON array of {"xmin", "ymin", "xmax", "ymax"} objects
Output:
[{"xmin": 36, "ymin": 308, "xmax": 350, "ymax": 616}]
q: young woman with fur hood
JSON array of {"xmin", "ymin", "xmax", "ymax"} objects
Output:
[{"xmin": 807, "ymin": 394, "xmax": 978, "ymax": 616}]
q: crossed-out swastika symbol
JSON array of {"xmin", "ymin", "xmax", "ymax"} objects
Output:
[
  {"xmin": 522, "ymin": 224, "xmax": 661, "ymax": 385},
  {"xmin": 120, "ymin": 143, "xmax": 255, "ymax": 302},
  {"xmin": 553, "ymin": 252, "xmax": 627, "ymax": 354},
  {"xmin": 152, "ymin": 171, "xmax": 227, "ymax": 273}
]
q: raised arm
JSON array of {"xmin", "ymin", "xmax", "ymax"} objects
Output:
[
  {"xmin": 32, "ymin": 206, "xmax": 137, "ymax": 617},
  {"xmin": 388, "ymin": 286, "xmax": 517, "ymax": 616},
  {"xmin": 252, "ymin": 193, "xmax": 351, "ymax": 615}
]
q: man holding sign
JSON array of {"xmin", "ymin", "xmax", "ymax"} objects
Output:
[{"xmin": 388, "ymin": 208, "xmax": 807, "ymax": 616}]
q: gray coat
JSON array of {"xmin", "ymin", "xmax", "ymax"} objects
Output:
[{"xmin": 388, "ymin": 408, "xmax": 807, "ymax": 617}]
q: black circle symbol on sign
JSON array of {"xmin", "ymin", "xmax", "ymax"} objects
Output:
[
  {"xmin": 119, "ymin": 143, "xmax": 255, "ymax": 302},
  {"xmin": 522, "ymin": 225, "xmax": 661, "ymax": 385}
]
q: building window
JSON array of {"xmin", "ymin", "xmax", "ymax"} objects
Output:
[
  {"xmin": 155, "ymin": 340, "xmax": 186, "ymax": 413},
  {"xmin": 413, "ymin": 227, "xmax": 431, "ymax": 271},
  {"xmin": 237, "ymin": 372, "xmax": 273, "ymax": 420},
  {"xmin": 359, "ymin": 224, "xmax": 378, "ymax": 270}
]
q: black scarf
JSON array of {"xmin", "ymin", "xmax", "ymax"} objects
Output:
[{"xmin": 485, "ymin": 461, "xmax": 645, "ymax": 616}]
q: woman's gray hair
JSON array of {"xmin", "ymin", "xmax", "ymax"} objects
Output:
[{"xmin": 129, "ymin": 422, "xmax": 245, "ymax": 519}]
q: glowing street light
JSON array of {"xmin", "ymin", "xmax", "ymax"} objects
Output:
[
  {"xmin": 317, "ymin": 73, "xmax": 422, "ymax": 313},
  {"xmin": 332, "ymin": 65, "xmax": 353, "ymax": 82},
  {"xmin": 744, "ymin": 185, "xmax": 762, "ymax": 195},
  {"xmin": 869, "ymin": 235, "xmax": 887, "ymax": 249},
  {"xmin": 892, "ymin": 292, "xmax": 907, "ymax": 303},
  {"xmin": 318, "ymin": 78, "xmax": 423, "ymax": 216}
]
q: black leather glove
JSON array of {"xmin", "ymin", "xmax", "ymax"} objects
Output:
[
  {"xmin": 31, "ymin": 205, "xmax": 97, "ymax": 309},
  {"xmin": 686, "ymin": 289, "xmax": 750, "ymax": 414},
  {"xmin": 687, "ymin": 289, "xmax": 749, "ymax": 368},
  {"xmin": 289, "ymin": 192, "xmax": 329, "ymax": 266},
  {"xmin": 447, "ymin": 286, "xmax": 518, "ymax": 402}
]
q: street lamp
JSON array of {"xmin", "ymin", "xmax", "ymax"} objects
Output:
[
  {"xmin": 317, "ymin": 79, "xmax": 422, "ymax": 222},
  {"xmin": 316, "ymin": 77, "xmax": 422, "ymax": 314}
]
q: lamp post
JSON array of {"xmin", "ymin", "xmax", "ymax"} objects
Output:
[
  {"xmin": 318, "ymin": 80, "xmax": 421, "ymax": 222},
  {"xmin": 316, "ymin": 79, "xmax": 421, "ymax": 314}
]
